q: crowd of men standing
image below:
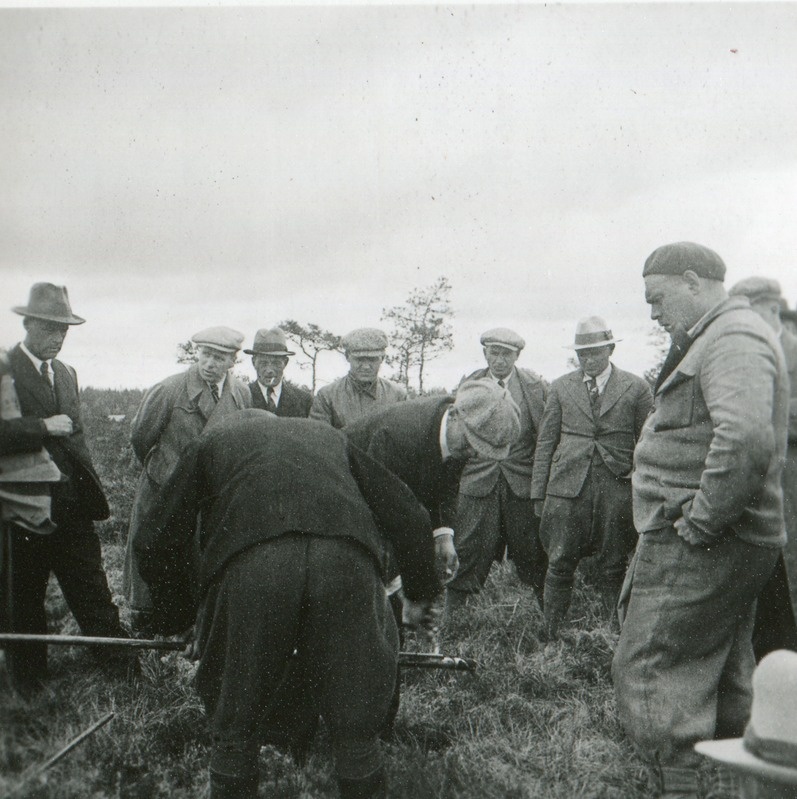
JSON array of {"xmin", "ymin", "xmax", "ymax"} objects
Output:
[{"xmin": 2, "ymin": 239, "xmax": 797, "ymax": 799}]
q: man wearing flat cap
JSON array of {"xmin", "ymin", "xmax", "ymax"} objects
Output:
[
  {"xmin": 309, "ymin": 327, "xmax": 406, "ymax": 429},
  {"xmin": 1, "ymin": 283, "xmax": 132, "ymax": 693},
  {"xmin": 123, "ymin": 325, "xmax": 251, "ymax": 631},
  {"xmin": 446, "ymin": 328, "xmax": 548, "ymax": 615},
  {"xmin": 730, "ymin": 277, "xmax": 797, "ymax": 658},
  {"xmin": 245, "ymin": 328, "xmax": 312, "ymax": 418},
  {"xmin": 612, "ymin": 242, "xmax": 789, "ymax": 799},
  {"xmin": 531, "ymin": 317, "xmax": 652, "ymax": 637}
]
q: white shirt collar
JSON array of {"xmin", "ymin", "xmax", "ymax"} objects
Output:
[
  {"xmin": 582, "ymin": 362, "xmax": 612, "ymax": 393},
  {"xmin": 208, "ymin": 375, "xmax": 227, "ymax": 395},
  {"xmin": 258, "ymin": 380, "xmax": 282, "ymax": 405},
  {"xmin": 20, "ymin": 341, "xmax": 52, "ymax": 372},
  {"xmin": 488, "ymin": 368, "xmax": 513, "ymax": 387}
]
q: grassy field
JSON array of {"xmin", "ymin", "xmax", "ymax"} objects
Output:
[{"xmin": 0, "ymin": 391, "xmax": 649, "ymax": 798}]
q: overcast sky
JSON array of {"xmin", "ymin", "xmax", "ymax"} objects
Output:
[{"xmin": 2, "ymin": 4, "xmax": 796, "ymax": 392}]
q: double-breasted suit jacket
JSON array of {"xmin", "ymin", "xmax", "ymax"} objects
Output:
[
  {"xmin": 123, "ymin": 363, "xmax": 251, "ymax": 610},
  {"xmin": 248, "ymin": 379, "xmax": 312, "ymax": 418}
]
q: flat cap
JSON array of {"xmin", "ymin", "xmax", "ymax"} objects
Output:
[
  {"xmin": 191, "ymin": 326, "xmax": 244, "ymax": 353},
  {"xmin": 244, "ymin": 327, "xmax": 295, "ymax": 356},
  {"xmin": 342, "ymin": 327, "xmax": 388, "ymax": 356},
  {"xmin": 729, "ymin": 277, "xmax": 782, "ymax": 304},
  {"xmin": 643, "ymin": 242, "xmax": 726, "ymax": 281},
  {"xmin": 453, "ymin": 379, "xmax": 521, "ymax": 460},
  {"xmin": 480, "ymin": 328, "xmax": 525, "ymax": 352}
]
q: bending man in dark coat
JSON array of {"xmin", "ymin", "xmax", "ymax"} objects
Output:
[{"xmin": 137, "ymin": 410, "xmax": 440, "ymax": 799}]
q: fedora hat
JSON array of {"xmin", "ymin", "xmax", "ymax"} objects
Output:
[
  {"xmin": 243, "ymin": 328, "xmax": 295, "ymax": 357},
  {"xmin": 696, "ymin": 650, "xmax": 797, "ymax": 784},
  {"xmin": 567, "ymin": 316, "xmax": 621, "ymax": 350},
  {"xmin": 12, "ymin": 283, "xmax": 85, "ymax": 325}
]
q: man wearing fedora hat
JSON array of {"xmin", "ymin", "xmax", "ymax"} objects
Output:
[
  {"xmin": 123, "ymin": 326, "xmax": 251, "ymax": 632},
  {"xmin": 446, "ymin": 328, "xmax": 548, "ymax": 614},
  {"xmin": 244, "ymin": 328, "xmax": 312, "ymax": 418},
  {"xmin": 613, "ymin": 243, "xmax": 789, "ymax": 799},
  {"xmin": 730, "ymin": 278, "xmax": 797, "ymax": 659},
  {"xmin": 531, "ymin": 316, "xmax": 653, "ymax": 636},
  {"xmin": 696, "ymin": 649, "xmax": 797, "ymax": 799},
  {"xmin": 1, "ymin": 283, "xmax": 133, "ymax": 692},
  {"xmin": 309, "ymin": 327, "xmax": 406, "ymax": 429}
]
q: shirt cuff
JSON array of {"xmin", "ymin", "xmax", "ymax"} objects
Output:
[{"xmin": 433, "ymin": 527, "xmax": 455, "ymax": 539}]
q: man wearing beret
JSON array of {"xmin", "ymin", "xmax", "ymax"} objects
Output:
[
  {"xmin": 309, "ymin": 327, "xmax": 406, "ymax": 429},
  {"xmin": 730, "ymin": 277, "xmax": 797, "ymax": 657},
  {"xmin": 244, "ymin": 327, "xmax": 312, "ymax": 418},
  {"xmin": 612, "ymin": 243, "xmax": 789, "ymax": 799},
  {"xmin": 531, "ymin": 316, "xmax": 653, "ymax": 637},
  {"xmin": 1, "ymin": 283, "xmax": 132, "ymax": 693},
  {"xmin": 446, "ymin": 328, "xmax": 548, "ymax": 614},
  {"xmin": 123, "ymin": 326, "xmax": 251, "ymax": 632}
]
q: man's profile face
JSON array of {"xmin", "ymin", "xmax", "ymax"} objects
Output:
[
  {"xmin": 197, "ymin": 346, "xmax": 236, "ymax": 384},
  {"xmin": 24, "ymin": 318, "xmax": 69, "ymax": 361},
  {"xmin": 644, "ymin": 274, "xmax": 699, "ymax": 337},
  {"xmin": 253, "ymin": 354, "xmax": 288, "ymax": 387},
  {"xmin": 346, "ymin": 353, "xmax": 383, "ymax": 385},
  {"xmin": 576, "ymin": 345, "xmax": 612, "ymax": 378},
  {"xmin": 483, "ymin": 345, "xmax": 518, "ymax": 380}
]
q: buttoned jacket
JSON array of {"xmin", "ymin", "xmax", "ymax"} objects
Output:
[
  {"xmin": 131, "ymin": 363, "xmax": 251, "ymax": 487},
  {"xmin": 457, "ymin": 367, "xmax": 547, "ymax": 498},
  {"xmin": 633, "ymin": 297, "xmax": 789, "ymax": 547},
  {"xmin": 531, "ymin": 365, "xmax": 653, "ymax": 500},
  {"xmin": 249, "ymin": 379, "xmax": 312, "ymax": 418},
  {"xmin": 309, "ymin": 374, "xmax": 407, "ymax": 429},
  {"xmin": 7, "ymin": 344, "xmax": 108, "ymax": 520}
]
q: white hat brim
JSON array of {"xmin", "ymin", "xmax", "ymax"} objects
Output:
[
  {"xmin": 565, "ymin": 337, "xmax": 622, "ymax": 350},
  {"xmin": 695, "ymin": 739, "xmax": 797, "ymax": 784}
]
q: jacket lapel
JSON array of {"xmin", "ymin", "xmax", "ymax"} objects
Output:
[
  {"xmin": 563, "ymin": 370, "xmax": 594, "ymax": 420},
  {"xmin": 598, "ymin": 366, "xmax": 631, "ymax": 417},
  {"xmin": 186, "ymin": 365, "xmax": 214, "ymax": 422},
  {"xmin": 10, "ymin": 345, "xmax": 58, "ymax": 417}
]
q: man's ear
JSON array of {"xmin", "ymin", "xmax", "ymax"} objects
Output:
[{"xmin": 681, "ymin": 270, "xmax": 702, "ymax": 294}]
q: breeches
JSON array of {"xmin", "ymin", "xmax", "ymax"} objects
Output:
[
  {"xmin": 196, "ymin": 533, "xmax": 398, "ymax": 781},
  {"xmin": 450, "ymin": 476, "xmax": 546, "ymax": 595},
  {"xmin": 612, "ymin": 527, "xmax": 778, "ymax": 769}
]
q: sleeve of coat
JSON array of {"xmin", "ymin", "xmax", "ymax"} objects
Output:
[
  {"xmin": 136, "ymin": 437, "xmax": 202, "ymax": 634},
  {"xmin": 130, "ymin": 379, "xmax": 175, "ymax": 465},
  {"xmin": 347, "ymin": 442, "xmax": 440, "ymax": 602},
  {"xmin": 634, "ymin": 380, "xmax": 655, "ymax": 440},
  {"xmin": 530, "ymin": 385, "xmax": 563, "ymax": 500},
  {"xmin": 0, "ymin": 417, "xmax": 48, "ymax": 456},
  {"xmin": 684, "ymin": 328, "xmax": 780, "ymax": 538},
  {"xmin": 308, "ymin": 387, "xmax": 334, "ymax": 426}
]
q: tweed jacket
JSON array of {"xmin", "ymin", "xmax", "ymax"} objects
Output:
[
  {"xmin": 457, "ymin": 366, "xmax": 547, "ymax": 498},
  {"xmin": 137, "ymin": 411, "xmax": 440, "ymax": 633},
  {"xmin": 249, "ymin": 379, "xmax": 312, "ymax": 418},
  {"xmin": 309, "ymin": 374, "xmax": 407, "ymax": 429},
  {"xmin": 7, "ymin": 344, "xmax": 108, "ymax": 520},
  {"xmin": 131, "ymin": 363, "xmax": 251, "ymax": 487},
  {"xmin": 780, "ymin": 327, "xmax": 797, "ymax": 444},
  {"xmin": 344, "ymin": 395, "xmax": 464, "ymax": 529},
  {"xmin": 633, "ymin": 297, "xmax": 789, "ymax": 547},
  {"xmin": 531, "ymin": 365, "xmax": 653, "ymax": 501}
]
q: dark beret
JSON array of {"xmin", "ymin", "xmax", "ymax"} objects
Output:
[{"xmin": 643, "ymin": 242, "xmax": 726, "ymax": 281}]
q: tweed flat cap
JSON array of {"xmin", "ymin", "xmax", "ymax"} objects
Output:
[
  {"xmin": 453, "ymin": 378, "xmax": 521, "ymax": 460},
  {"xmin": 342, "ymin": 327, "xmax": 388, "ymax": 356},
  {"xmin": 729, "ymin": 277, "xmax": 782, "ymax": 304},
  {"xmin": 244, "ymin": 327, "xmax": 295, "ymax": 356},
  {"xmin": 480, "ymin": 328, "xmax": 525, "ymax": 352},
  {"xmin": 191, "ymin": 326, "xmax": 244, "ymax": 353},
  {"xmin": 643, "ymin": 242, "xmax": 726, "ymax": 281}
]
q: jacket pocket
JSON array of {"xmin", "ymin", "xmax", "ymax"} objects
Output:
[{"xmin": 652, "ymin": 369, "xmax": 695, "ymax": 431}]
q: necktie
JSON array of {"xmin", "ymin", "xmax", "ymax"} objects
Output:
[
  {"xmin": 40, "ymin": 362, "xmax": 55, "ymax": 399},
  {"xmin": 210, "ymin": 383, "xmax": 220, "ymax": 403},
  {"xmin": 587, "ymin": 377, "xmax": 600, "ymax": 408},
  {"xmin": 266, "ymin": 387, "xmax": 277, "ymax": 413},
  {"xmin": 497, "ymin": 379, "xmax": 505, "ymax": 389}
]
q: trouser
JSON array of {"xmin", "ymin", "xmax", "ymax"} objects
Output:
[
  {"xmin": 540, "ymin": 459, "xmax": 636, "ymax": 629},
  {"xmin": 122, "ymin": 471, "xmax": 156, "ymax": 614},
  {"xmin": 2, "ymin": 518, "xmax": 123, "ymax": 682},
  {"xmin": 612, "ymin": 527, "xmax": 778, "ymax": 780},
  {"xmin": 450, "ymin": 476, "xmax": 547, "ymax": 598},
  {"xmin": 197, "ymin": 534, "xmax": 398, "ymax": 791}
]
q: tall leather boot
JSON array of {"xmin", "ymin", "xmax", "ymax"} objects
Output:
[
  {"xmin": 542, "ymin": 582, "xmax": 571, "ymax": 639},
  {"xmin": 209, "ymin": 769, "xmax": 258, "ymax": 799},
  {"xmin": 337, "ymin": 766, "xmax": 387, "ymax": 799}
]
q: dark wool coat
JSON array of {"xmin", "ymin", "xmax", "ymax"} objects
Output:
[{"xmin": 248, "ymin": 379, "xmax": 312, "ymax": 418}]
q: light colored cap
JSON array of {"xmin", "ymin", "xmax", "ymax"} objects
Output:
[
  {"xmin": 191, "ymin": 326, "xmax": 244, "ymax": 353},
  {"xmin": 342, "ymin": 327, "xmax": 388, "ymax": 356},
  {"xmin": 729, "ymin": 277, "xmax": 783, "ymax": 304},
  {"xmin": 643, "ymin": 241, "xmax": 726, "ymax": 281},
  {"xmin": 244, "ymin": 327, "xmax": 295, "ymax": 357},
  {"xmin": 695, "ymin": 649, "xmax": 797, "ymax": 784},
  {"xmin": 453, "ymin": 378, "xmax": 521, "ymax": 460},
  {"xmin": 480, "ymin": 328, "xmax": 525, "ymax": 352},
  {"xmin": 568, "ymin": 316, "xmax": 622, "ymax": 350}
]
